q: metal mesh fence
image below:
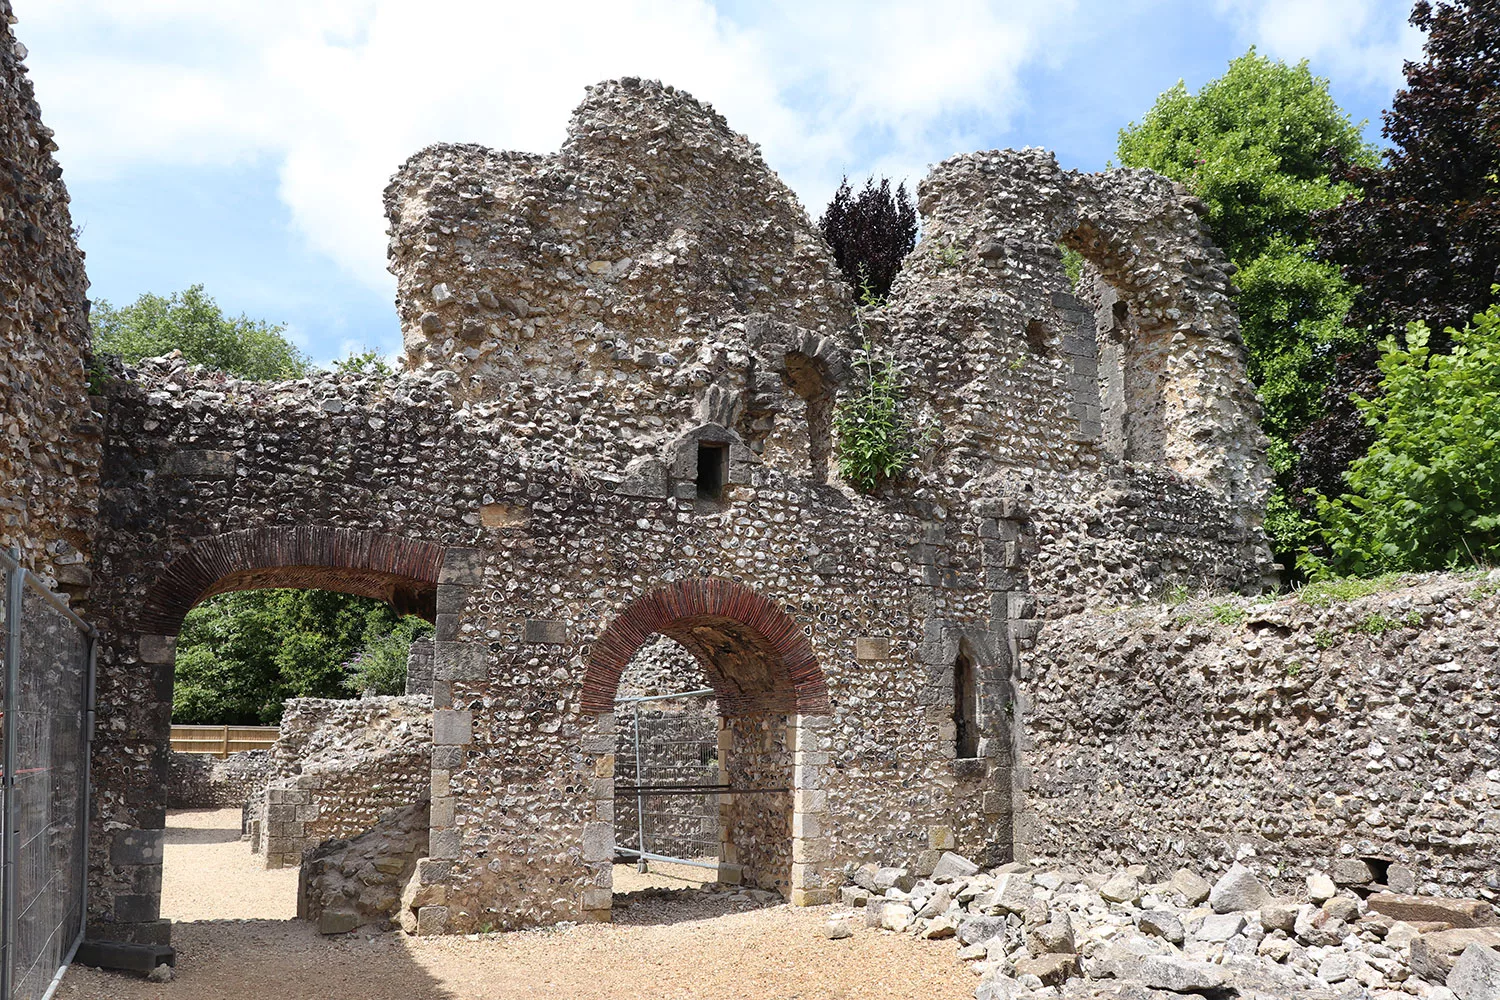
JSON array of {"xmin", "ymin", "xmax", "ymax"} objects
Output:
[
  {"xmin": 615, "ymin": 693, "xmax": 721, "ymax": 866},
  {"xmin": 1, "ymin": 555, "xmax": 93, "ymax": 1000}
]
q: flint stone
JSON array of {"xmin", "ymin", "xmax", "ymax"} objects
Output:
[
  {"xmin": 1197, "ymin": 912, "xmax": 1246, "ymax": 943},
  {"xmin": 1330, "ymin": 858, "xmax": 1375, "ymax": 886},
  {"xmin": 1100, "ymin": 872, "xmax": 1142, "ymax": 904},
  {"xmin": 1307, "ymin": 873, "xmax": 1337, "ymax": 903},
  {"xmin": 1139, "ymin": 910, "xmax": 1185, "ymax": 944},
  {"xmin": 1262, "ymin": 900, "xmax": 1299, "ymax": 933},
  {"xmin": 960, "ymin": 915, "xmax": 1009, "ymax": 946},
  {"xmin": 1013, "ymin": 953, "xmax": 1079, "ymax": 987},
  {"xmin": 931, "ymin": 851, "xmax": 981, "ymax": 881},
  {"xmin": 1209, "ymin": 864, "xmax": 1270, "ymax": 913},
  {"xmin": 1368, "ymin": 893, "xmax": 1498, "ymax": 929},
  {"xmin": 1169, "ymin": 868, "xmax": 1212, "ymax": 905},
  {"xmin": 1414, "ymin": 929, "xmax": 1500, "ymax": 984},
  {"xmin": 1448, "ymin": 942, "xmax": 1500, "ymax": 1000}
]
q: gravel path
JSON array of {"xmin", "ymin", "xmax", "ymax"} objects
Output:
[{"xmin": 59, "ymin": 810, "xmax": 973, "ymax": 1000}]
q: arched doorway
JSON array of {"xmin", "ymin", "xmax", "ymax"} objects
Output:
[
  {"xmin": 92, "ymin": 526, "xmax": 472, "ymax": 946},
  {"xmin": 581, "ymin": 578, "xmax": 832, "ymax": 918}
]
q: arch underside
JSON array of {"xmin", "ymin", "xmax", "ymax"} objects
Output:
[
  {"xmin": 583, "ymin": 578, "xmax": 829, "ymax": 716},
  {"xmin": 137, "ymin": 525, "xmax": 447, "ymax": 636}
]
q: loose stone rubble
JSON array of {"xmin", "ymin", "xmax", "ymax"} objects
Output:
[{"xmin": 830, "ymin": 851, "xmax": 1500, "ymax": 1000}]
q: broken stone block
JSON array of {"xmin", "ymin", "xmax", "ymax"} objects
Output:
[
  {"xmin": 1209, "ymin": 864, "xmax": 1270, "ymax": 913},
  {"xmin": 1168, "ymin": 868, "xmax": 1212, "ymax": 905},
  {"xmin": 1306, "ymin": 872, "xmax": 1337, "ymax": 903},
  {"xmin": 1013, "ymin": 953, "xmax": 1079, "ymax": 987},
  {"xmin": 1330, "ymin": 858, "xmax": 1375, "ymax": 886},
  {"xmin": 1448, "ymin": 942, "xmax": 1500, "ymax": 1000},
  {"xmin": 1139, "ymin": 909, "xmax": 1185, "ymax": 944},
  {"xmin": 824, "ymin": 918, "xmax": 853, "ymax": 940},
  {"xmin": 1368, "ymin": 893, "xmax": 1498, "ymax": 929},
  {"xmin": 1414, "ymin": 928, "xmax": 1500, "ymax": 984},
  {"xmin": 930, "ymin": 851, "xmax": 980, "ymax": 881},
  {"xmin": 1099, "ymin": 872, "xmax": 1142, "ymax": 904}
]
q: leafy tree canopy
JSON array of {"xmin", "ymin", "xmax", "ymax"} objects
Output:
[
  {"xmin": 1306, "ymin": 294, "xmax": 1500, "ymax": 577},
  {"xmin": 172, "ymin": 589, "xmax": 432, "ymax": 725},
  {"xmin": 818, "ymin": 176, "xmax": 918, "ymax": 304},
  {"xmin": 1316, "ymin": 0, "xmax": 1500, "ymax": 341},
  {"xmin": 1299, "ymin": 0, "xmax": 1500, "ymax": 540},
  {"xmin": 92, "ymin": 284, "xmax": 310, "ymax": 380},
  {"xmin": 1117, "ymin": 50, "xmax": 1377, "ymax": 558}
]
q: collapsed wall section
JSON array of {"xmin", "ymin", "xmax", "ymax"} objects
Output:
[
  {"xmin": 259, "ymin": 697, "xmax": 432, "ymax": 868},
  {"xmin": 1014, "ymin": 574, "xmax": 1500, "ymax": 900},
  {"xmin": 0, "ymin": 4, "xmax": 98, "ymax": 589}
]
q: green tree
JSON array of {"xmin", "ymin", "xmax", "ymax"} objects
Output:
[
  {"xmin": 1116, "ymin": 50, "xmax": 1378, "ymax": 558},
  {"xmin": 171, "ymin": 588, "xmax": 431, "ymax": 725},
  {"xmin": 92, "ymin": 284, "xmax": 309, "ymax": 379},
  {"xmin": 1308, "ymin": 296, "xmax": 1500, "ymax": 577}
]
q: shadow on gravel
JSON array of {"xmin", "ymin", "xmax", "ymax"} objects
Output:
[
  {"xmin": 58, "ymin": 919, "xmax": 458, "ymax": 1000},
  {"xmin": 161, "ymin": 825, "xmax": 243, "ymax": 846},
  {"xmin": 611, "ymin": 886, "xmax": 783, "ymax": 927}
]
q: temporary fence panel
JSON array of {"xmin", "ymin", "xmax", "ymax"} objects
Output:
[
  {"xmin": 613, "ymin": 690, "xmax": 722, "ymax": 870},
  {"xmin": 0, "ymin": 550, "xmax": 95, "ymax": 1000},
  {"xmin": 169, "ymin": 726, "xmax": 279, "ymax": 757}
]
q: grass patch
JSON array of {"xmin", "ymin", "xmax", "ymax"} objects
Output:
[{"xmin": 1293, "ymin": 572, "xmax": 1406, "ymax": 609}]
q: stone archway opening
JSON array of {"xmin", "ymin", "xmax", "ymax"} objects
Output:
[
  {"xmin": 93, "ymin": 527, "xmax": 464, "ymax": 948},
  {"xmin": 582, "ymin": 578, "xmax": 832, "ymax": 918}
]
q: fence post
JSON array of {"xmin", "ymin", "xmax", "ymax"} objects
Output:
[
  {"xmin": 221, "ymin": 726, "xmax": 230, "ymax": 759},
  {"xmin": 2, "ymin": 549, "xmax": 24, "ymax": 1000}
]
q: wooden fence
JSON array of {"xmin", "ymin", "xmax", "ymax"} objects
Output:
[{"xmin": 170, "ymin": 724, "xmax": 280, "ymax": 757}]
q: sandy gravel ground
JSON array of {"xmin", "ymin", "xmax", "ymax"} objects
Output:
[
  {"xmin": 60, "ymin": 809, "xmax": 973, "ymax": 1000},
  {"xmin": 159, "ymin": 808, "xmax": 299, "ymax": 921}
]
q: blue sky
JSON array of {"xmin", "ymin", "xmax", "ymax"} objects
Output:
[{"xmin": 15, "ymin": 0, "xmax": 1420, "ymax": 366}]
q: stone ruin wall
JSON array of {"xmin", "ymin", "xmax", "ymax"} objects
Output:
[
  {"xmin": 0, "ymin": 3, "xmax": 98, "ymax": 590},
  {"xmin": 165, "ymin": 749, "xmax": 271, "ymax": 810},
  {"xmin": 385, "ymin": 82, "xmax": 1275, "ymax": 621},
  {"xmin": 84, "ymin": 356, "xmax": 1024, "ymax": 939},
  {"xmin": 256, "ymin": 696, "xmax": 431, "ymax": 868},
  {"xmin": 1014, "ymin": 574, "xmax": 1500, "ymax": 903}
]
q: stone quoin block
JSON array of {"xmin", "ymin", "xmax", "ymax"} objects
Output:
[
  {"xmin": 432, "ymin": 710, "xmax": 473, "ymax": 746},
  {"xmin": 523, "ymin": 619, "xmax": 569, "ymax": 644},
  {"xmin": 434, "ymin": 641, "xmax": 486, "ymax": 681}
]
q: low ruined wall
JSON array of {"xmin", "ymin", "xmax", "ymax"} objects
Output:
[
  {"xmin": 1015, "ymin": 573, "xmax": 1500, "ymax": 900},
  {"xmin": 722, "ymin": 713, "xmax": 793, "ymax": 894},
  {"xmin": 165, "ymin": 750, "xmax": 271, "ymax": 810},
  {"xmin": 260, "ymin": 696, "xmax": 432, "ymax": 868},
  {"xmin": 299, "ymin": 801, "xmax": 429, "ymax": 935}
]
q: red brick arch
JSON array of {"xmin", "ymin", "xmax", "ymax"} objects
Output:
[
  {"xmin": 582, "ymin": 577, "xmax": 830, "ymax": 715},
  {"xmin": 137, "ymin": 525, "xmax": 449, "ymax": 635}
]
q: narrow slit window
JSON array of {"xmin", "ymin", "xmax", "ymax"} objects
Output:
[
  {"xmin": 696, "ymin": 443, "xmax": 727, "ymax": 499},
  {"xmin": 954, "ymin": 652, "xmax": 979, "ymax": 758}
]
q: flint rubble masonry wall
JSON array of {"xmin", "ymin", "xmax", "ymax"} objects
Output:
[
  {"xmin": 1016, "ymin": 574, "xmax": 1500, "ymax": 902},
  {"xmin": 0, "ymin": 2, "xmax": 98, "ymax": 589}
]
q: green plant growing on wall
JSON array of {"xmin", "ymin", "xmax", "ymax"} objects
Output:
[
  {"xmin": 834, "ymin": 344, "xmax": 919, "ymax": 492},
  {"xmin": 1060, "ymin": 246, "xmax": 1086, "ymax": 289}
]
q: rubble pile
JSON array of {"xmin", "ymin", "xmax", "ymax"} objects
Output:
[{"xmin": 829, "ymin": 853, "xmax": 1500, "ymax": 999}]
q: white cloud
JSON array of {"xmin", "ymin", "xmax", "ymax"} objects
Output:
[
  {"xmin": 14, "ymin": 0, "xmax": 1074, "ymax": 293},
  {"xmin": 1214, "ymin": 0, "xmax": 1423, "ymax": 90}
]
